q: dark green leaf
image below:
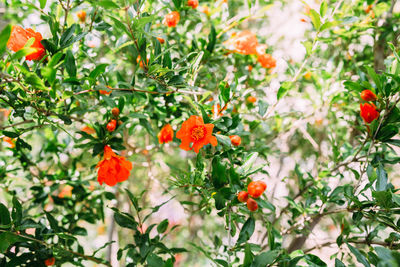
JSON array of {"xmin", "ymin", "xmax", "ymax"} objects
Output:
[
  {"xmin": 0, "ymin": 24, "xmax": 11, "ymax": 55},
  {"xmin": 237, "ymin": 217, "xmax": 255, "ymax": 244},
  {"xmin": 65, "ymin": 50, "xmax": 77, "ymax": 77},
  {"xmin": 157, "ymin": 219, "xmax": 169, "ymax": 234}
]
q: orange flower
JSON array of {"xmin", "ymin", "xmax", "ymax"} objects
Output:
[
  {"xmin": 157, "ymin": 37, "xmax": 165, "ymax": 44},
  {"xmin": 360, "ymin": 103, "xmax": 379, "ymax": 123},
  {"xmin": 58, "ymin": 185, "xmax": 73, "ymax": 198},
  {"xmin": 176, "ymin": 115, "xmax": 218, "ymax": 153},
  {"xmin": 3, "ymin": 137, "xmax": 15, "ymax": 148},
  {"xmin": 81, "ymin": 125, "xmax": 95, "ymax": 134},
  {"xmin": 188, "ymin": 0, "xmax": 199, "ymax": 9},
  {"xmin": 99, "ymin": 89, "xmax": 112, "ymax": 95},
  {"xmin": 246, "ymin": 96, "xmax": 257, "ymax": 103},
  {"xmin": 304, "ymin": 72, "xmax": 312, "ymax": 80},
  {"xmin": 111, "ymin": 107, "xmax": 120, "ymax": 117},
  {"xmin": 163, "ymin": 11, "xmax": 180, "ymax": 27},
  {"xmin": 136, "ymin": 55, "xmax": 150, "ymax": 69},
  {"xmin": 77, "ymin": 10, "xmax": 86, "ymax": 23},
  {"xmin": 96, "ymin": 145, "xmax": 132, "ymax": 186},
  {"xmin": 44, "ymin": 257, "xmax": 55, "ymax": 266},
  {"xmin": 158, "ymin": 124, "xmax": 174, "ymax": 144},
  {"xmin": 7, "ymin": 26, "xmax": 46, "ymax": 61},
  {"xmin": 257, "ymin": 53, "xmax": 276, "ymax": 69},
  {"xmin": 360, "ymin": 89, "xmax": 377, "ymax": 102},
  {"xmin": 229, "ymin": 135, "xmax": 241, "ymax": 146},
  {"xmin": 365, "ymin": 4, "xmax": 373, "ymax": 14},
  {"xmin": 200, "ymin": 5, "xmax": 210, "ymax": 15},
  {"xmin": 224, "ymin": 31, "xmax": 258, "ymax": 55}
]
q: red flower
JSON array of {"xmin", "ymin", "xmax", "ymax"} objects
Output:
[
  {"xmin": 158, "ymin": 124, "xmax": 174, "ymax": 144},
  {"xmin": 44, "ymin": 257, "xmax": 55, "ymax": 266},
  {"xmin": 99, "ymin": 90, "xmax": 112, "ymax": 95},
  {"xmin": 188, "ymin": 0, "xmax": 199, "ymax": 9},
  {"xmin": 257, "ymin": 53, "xmax": 276, "ymax": 69},
  {"xmin": 360, "ymin": 103, "xmax": 379, "ymax": 123},
  {"xmin": 176, "ymin": 115, "xmax": 218, "ymax": 153},
  {"xmin": 163, "ymin": 11, "xmax": 180, "ymax": 27},
  {"xmin": 7, "ymin": 26, "xmax": 46, "ymax": 61},
  {"xmin": 360, "ymin": 89, "xmax": 377, "ymax": 101},
  {"xmin": 246, "ymin": 198, "xmax": 258, "ymax": 211},
  {"xmin": 106, "ymin": 120, "xmax": 117, "ymax": 132},
  {"xmin": 237, "ymin": 191, "xmax": 249, "ymax": 203},
  {"xmin": 111, "ymin": 107, "xmax": 120, "ymax": 117},
  {"xmin": 248, "ymin": 181, "xmax": 267, "ymax": 198},
  {"xmin": 96, "ymin": 146, "xmax": 132, "ymax": 186},
  {"xmin": 229, "ymin": 135, "xmax": 241, "ymax": 146}
]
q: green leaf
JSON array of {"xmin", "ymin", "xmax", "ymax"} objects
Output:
[
  {"xmin": 219, "ymin": 81, "xmax": 230, "ymax": 104},
  {"xmin": 60, "ymin": 24, "xmax": 77, "ymax": 47},
  {"xmin": 212, "ymin": 156, "xmax": 228, "ymax": 189},
  {"xmin": 11, "ymin": 197, "xmax": 22, "ymax": 225},
  {"xmin": 0, "ymin": 24, "xmax": 11, "ymax": 55},
  {"xmin": 320, "ymin": 21, "xmax": 338, "ymax": 31},
  {"xmin": 343, "ymin": 81, "xmax": 364, "ymax": 92},
  {"xmin": 0, "ymin": 232, "xmax": 22, "ymax": 253},
  {"xmin": 45, "ymin": 212, "xmax": 60, "ymax": 232},
  {"xmin": 335, "ymin": 258, "xmax": 346, "ymax": 267},
  {"xmin": 251, "ymin": 250, "xmax": 279, "ymax": 267},
  {"xmin": 243, "ymin": 243, "xmax": 254, "ymax": 267},
  {"xmin": 309, "ymin": 9, "xmax": 321, "ymax": 30},
  {"xmin": 25, "ymin": 73, "xmax": 47, "ymax": 90},
  {"xmin": 236, "ymin": 152, "xmax": 258, "ymax": 176},
  {"xmin": 41, "ymin": 39, "xmax": 58, "ymax": 54},
  {"xmin": 277, "ymin": 81, "xmax": 292, "ymax": 100},
  {"xmin": 237, "ymin": 217, "xmax": 255, "ymax": 244},
  {"xmin": 347, "ymin": 243, "xmax": 371, "ymax": 267},
  {"xmin": 65, "ymin": 49, "xmax": 77, "ymax": 77},
  {"xmin": 112, "ymin": 208, "xmax": 138, "ymax": 230},
  {"xmin": 206, "ymin": 25, "xmax": 217, "ymax": 54},
  {"xmin": 108, "ymin": 15, "xmax": 130, "ymax": 35},
  {"xmin": 39, "ymin": 0, "xmax": 47, "ymax": 8},
  {"xmin": 125, "ymin": 189, "xmax": 140, "ymax": 211},
  {"xmin": 0, "ymin": 203, "xmax": 11, "ymax": 228},
  {"xmin": 89, "ymin": 64, "xmax": 108, "ymax": 79},
  {"xmin": 304, "ymin": 254, "xmax": 327, "ymax": 266},
  {"xmin": 157, "ymin": 219, "xmax": 169, "ymax": 234},
  {"xmin": 98, "ymin": 0, "xmax": 120, "ymax": 8},
  {"xmin": 172, "ymin": 0, "xmax": 182, "ymax": 9},
  {"xmin": 320, "ymin": 1, "xmax": 327, "ymax": 17},
  {"xmin": 365, "ymin": 66, "xmax": 382, "ymax": 93},
  {"xmin": 2, "ymin": 131, "xmax": 19, "ymax": 138},
  {"xmin": 147, "ymin": 254, "xmax": 164, "ymax": 267},
  {"xmin": 376, "ymin": 125, "xmax": 398, "ymax": 142},
  {"xmin": 376, "ymin": 164, "xmax": 388, "ymax": 191},
  {"xmin": 11, "ymin": 47, "xmax": 37, "ymax": 60},
  {"xmin": 213, "ymin": 192, "xmax": 225, "ymax": 210},
  {"xmin": 372, "ymin": 191, "xmax": 393, "ymax": 209}
]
